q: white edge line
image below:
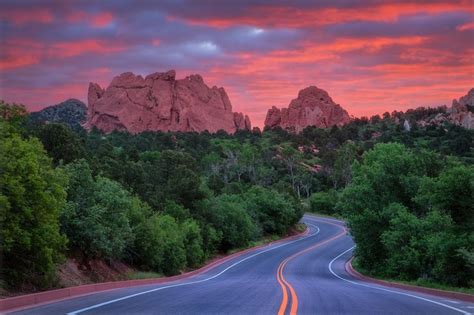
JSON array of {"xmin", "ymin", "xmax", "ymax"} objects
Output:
[
  {"xmin": 67, "ymin": 224, "xmax": 321, "ymax": 314},
  {"xmin": 328, "ymin": 246, "xmax": 471, "ymax": 315}
]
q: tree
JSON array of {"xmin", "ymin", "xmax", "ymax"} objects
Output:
[
  {"xmin": 279, "ymin": 143, "xmax": 304, "ymax": 198},
  {"xmin": 197, "ymin": 194, "xmax": 257, "ymax": 251},
  {"xmin": 309, "ymin": 190, "xmax": 337, "ymax": 215},
  {"xmin": 339, "ymin": 143, "xmax": 473, "ymax": 286},
  {"xmin": 181, "ymin": 219, "xmax": 205, "ymax": 268},
  {"xmin": 61, "ymin": 160, "xmax": 134, "ymax": 261},
  {"xmin": 332, "ymin": 141, "xmax": 359, "ymax": 189},
  {"xmin": 162, "ymin": 200, "xmax": 191, "ymax": 222},
  {"xmin": 37, "ymin": 123, "xmax": 86, "ymax": 165},
  {"xmin": 243, "ymin": 186, "xmax": 302, "ymax": 235},
  {"xmin": 133, "ymin": 214, "xmax": 186, "ymax": 275},
  {"xmin": 416, "ymin": 164, "xmax": 473, "ymax": 230},
  {"xmin": 0, "ymin": 127, "xmax": 67, "ymax": 289},
  {"xmin": 381, "ymin": 204, "xmax": 472, "ymax": 286},
  {"xmin": 0, "ymin": 101, "xmax": 28, "ymax": 122},
  {"xmin": 140, "ymin": 150, "xmax": 204, "ymax": 209}
]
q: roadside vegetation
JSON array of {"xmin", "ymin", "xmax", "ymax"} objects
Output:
[{"xmin": 1, "ymin": 101, "xmax": 472, "ymax": 293}]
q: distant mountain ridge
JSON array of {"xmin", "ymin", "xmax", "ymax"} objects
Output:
[{"xmin": 29, "ymin": 98, "xmax": 86, "ymax": 130}]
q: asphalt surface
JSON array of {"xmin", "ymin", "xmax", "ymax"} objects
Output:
[{"xmin": 12, "ymin": 215, "xmax": 474, "ymax": 315}]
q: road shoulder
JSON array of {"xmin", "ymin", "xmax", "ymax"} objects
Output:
[
  {"xmin": 1, "ymin": 227, "xmax": 308, "ymax": 314},
  {"xmin": 346, "ymin": 257, "xmax": 474, "ymax": 303}
]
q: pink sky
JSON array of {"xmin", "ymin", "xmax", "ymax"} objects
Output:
[{"xmin": 0, "ymin": 1, "xmax": 473, "ymax": 127}]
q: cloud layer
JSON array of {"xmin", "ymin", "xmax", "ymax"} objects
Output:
[{"xmin": 1, "ymin": 0, "xmax": 473, "ymax": 127}]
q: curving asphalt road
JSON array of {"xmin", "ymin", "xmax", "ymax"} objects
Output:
[{"xmin": 12, "ymin": 215, "xmax": 474, "ymax": 315}]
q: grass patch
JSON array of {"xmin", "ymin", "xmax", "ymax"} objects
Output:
[
  {"xmin": 126, "ymin": 271, "xmax": 163, "ymax": 280},
  {"xmin": 295, "ymin": 223, "xmax": 307, "ymax": 232},
  {"xmin": 305, "ymin": 212, "xmax": 344, "ymax": 220},
  {"xmin": 352, "ymin": 258, "xmax": 474, "ymax": 295}
]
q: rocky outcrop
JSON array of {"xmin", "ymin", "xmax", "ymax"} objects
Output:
[
  {"xmin": 264, "ymin": 86, "xmax": 350, "ymax": 132},
  {"xmin": 448, "ymin": 88, "xmax": 474, "ymax": 129},
  {"xmin": 86, "ymin": 70, "xmax": 251, "ymax": 134}
]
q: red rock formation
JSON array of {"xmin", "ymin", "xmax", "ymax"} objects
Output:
[
  {"xmin": 86, "ymin": 70, "xmax": 251, "ymax": 133},
  {"xmin": 264, "ymin": 86, "xmax": 350, "ymax": 132},
  {"xmin": 448, "ymin": 88, "xmax": 473, "ymax": 129}
]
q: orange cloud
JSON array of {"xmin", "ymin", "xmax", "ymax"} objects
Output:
[
  {"xmin": 457, "ymin": 22, "xmax": 474, "ymax": 31},
  {"xmin": 66, "ymin": 11, "xmax": 113, "ymax": 27},
  {"xmin": 0, "ymin": 8, "xmax": 53, "ymax": 25},
  {"xmin": 91, "ymin": 12, "xmax": 113, "ymax": 27},
  {"xmin": 0, "ymin": 39, "xmax": 43, "ymax": 70},
  {"xmin": 0, "ymin": 55, "xmax": 39, "ymax": 70},
  {"xmin": 195, "ymin": 34, "xmax": 472, "ymax": 127},
  {"xmin": 50, "ymin": 40, "xmax": 125, "ymax": 57},
  {"xmin": 172, "ymin": 1, "xmax": 473, "ymax": 28},
  {"xmin": 0, "ymin": 39, "xmax": 125, "ymax": 70}
]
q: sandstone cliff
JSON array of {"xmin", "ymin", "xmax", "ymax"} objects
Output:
[
  {"xmin": 448, "ymin": 88, "xmax": 474, "ymax": 129},
  {"xmin": 264, "ymin": 86, "xmax": 350, "ymax": 132},
  {"xmin": 86, "ymin": 70, "xmax": 251, "ymax": 133}
]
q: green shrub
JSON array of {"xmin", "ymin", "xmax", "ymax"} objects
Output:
[
  {"xmin": 243, "ymin": 186, "xmax": 302, "ymax": 235},
  {"xmin": 309, "ymin": 190, "xmax": 337, "ymax": 215},
  {"xmin": 133, "ymin": 214, "xmax": 186, "ymax": 275},
  {"xmin": 197, "ymin": 194, "xmax": 257, "ymax": 251},
  {"xmin": 0, "ymin": 129, "xmax": 67, "ymax": 289},
  {"xmin": 61, "ymin": 160, "xmax": 135, "ymax": 260}
]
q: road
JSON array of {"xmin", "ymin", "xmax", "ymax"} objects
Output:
[{"xmin": 12, "ymin": 215, "xmax": 474, "ymax": 315}]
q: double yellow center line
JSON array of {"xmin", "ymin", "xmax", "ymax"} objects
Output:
[{"xmin": 276, "ymin": 222, "xmax": 348, "ymax": 315}]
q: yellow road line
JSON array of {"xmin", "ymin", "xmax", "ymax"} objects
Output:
[{"xmin": 277, "ymin": 221, "xmax": 348, "ymax": 315}]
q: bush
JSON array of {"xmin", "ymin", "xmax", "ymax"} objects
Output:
[
  {"xmin": 140, "ymin": 150, "xmax": 204, "ymax": 209},
  {"xmin": 61, "ymin": 160, "xmax": 135, "ymax": 261},
  {"xmin": 181, "ymin": 219, "xmax": 205, "ymax": 268},
  {"xmin": 162, "ymin": 200, "xmax": 191, "ymax": 222},
  {"xmin": 197, "ymin": 194, "xmax": 257, "ymax": 251},
  {"xmin": 339, "ymin": 143, "xmax": 473, "ymax": 286},
  {"xmin": 133, "ymin": 214, "xmax": 186, "ymax": 275},
  {"xmin": 243, "ymin": 186, "xmax": 302, "ymax": 235},
  {"xmin": 37, "ymin": 123, "xmax": 86, "ymax": 165},
  {"xmin": 381, "ymin": 204, "xmax": 471, "ymax": 286},
  {"xmin": 0, "ymin": 129, "xmax": 67, "ymax": 289},
  {"xmin": 309, "ymin": 190, "xmax": 337, "ymax": 215}
]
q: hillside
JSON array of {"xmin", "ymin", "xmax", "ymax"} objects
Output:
[{"xmin": 29, "ymin": 99, "xmax": 87, "ymax": 131}]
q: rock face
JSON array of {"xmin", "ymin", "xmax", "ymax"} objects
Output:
[
  {"xmin": 448, "ymin": 88, "xmax": 474, "ymax": 129},
  {"xmin": 86, "ymin": 70, "xmax": 251, "ymax": 133},
  {"xmin": 264, "ymin": 86, "xmax": 350, "ymax": 132}
]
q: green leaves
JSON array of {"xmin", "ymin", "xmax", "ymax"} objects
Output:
[
  {"xmin": 197, "ymin": 194, "xmax": 257, "ymax": 251},
  {"xmin": 0, "ymin": 130, "xmax": 67, "ymax": 289},
  {"xmin": 61, "ymin": 160, "xmax": 135, "ymax": 260},
  {"xmin": 37, "ymin": 123, "xmax": 86, "ymax": 165},
  {"xmin": 341, "ymin": 143, "xmax": 474, "ymax": 286},
  {"xmin": 309, "ymin": 190, "xmax": 337, "ymax": 215},
  {"xmin": 133, "ymin": 214, "xmax": 186, "ymax": 275}
]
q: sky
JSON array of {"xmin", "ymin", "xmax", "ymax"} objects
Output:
[{"xmin": 0, "ymin": 1, "xmax": 473, "ymax": 127}]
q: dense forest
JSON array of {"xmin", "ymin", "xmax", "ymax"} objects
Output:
[{"xmin": 1, "ymin": 100, "xmax": 473, "ymax": 293}]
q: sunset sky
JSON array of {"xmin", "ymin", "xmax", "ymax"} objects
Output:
[{"xmin": 1, "ymin": 1, "xmax": 473, "ymax": 127}]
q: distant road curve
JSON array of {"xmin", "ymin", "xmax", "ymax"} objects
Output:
[{"xmin": 12, "ymin": 215, "xmax": 474, "ymax": 314}]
